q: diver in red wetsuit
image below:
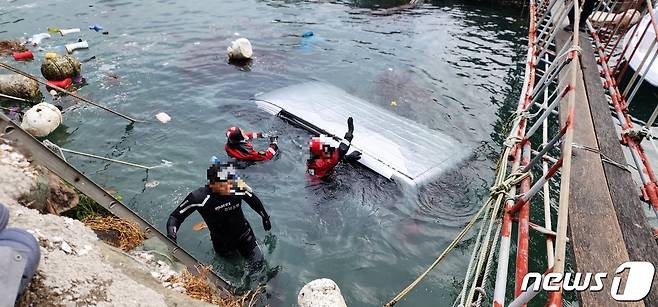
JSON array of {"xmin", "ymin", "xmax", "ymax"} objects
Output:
[
  {"xmin": 225, "ymin": 126, "xmax": 278, "ymax": 161},
  {"xmin": 306, "ymin": 117, "xmax": 362, "ymax": 179}
]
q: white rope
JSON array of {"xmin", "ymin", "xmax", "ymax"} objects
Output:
[
  {"xmin": 474, "ymin": 220, "xmax": 502, "ymax": 307},
  {"xmin": 42, "ymin": 140, "xmax": 167, "ymax": 169},
  {"xmin": 0, "ymin": 93, "xmax": 30, "ymax": 103},
  {"xmin": 459, "ymin": 201, "xmax": 492, "ymax": 306}
]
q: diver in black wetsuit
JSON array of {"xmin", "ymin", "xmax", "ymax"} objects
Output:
[{"xmin": 166, "ymin": 163, "xmax": 271, "ymax": 265}]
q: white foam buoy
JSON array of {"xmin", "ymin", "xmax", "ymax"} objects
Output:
[
  {"xmin": 65, "ymin": 41, "xmax": 89, "ymax": 53},
  {"xmin": 155, "ymin": 112, "xmax": 171, "ymax": 123},
  {"xmin": 298, "ymin": 278, "xmax": 347, "ymax": 307},
  {"xmin": 21, "ymin": 103, "xmax": 63, "ymax": 137},
  {"xmin": 227, "ymin": 38, "xmax": 253, "ymax": 60},
  {"xmin": 59, "ymin": 28, "xmax": 81, "ymax": 36}
]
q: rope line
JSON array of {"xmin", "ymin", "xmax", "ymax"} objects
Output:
[{"xmin": 43, "ymin": 140, "xmax": 165, "ymax": 169}]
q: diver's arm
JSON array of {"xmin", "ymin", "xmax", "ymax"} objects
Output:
[
  {"xmin": 166, "ymin": 192, "xmax": 198, "ymax": 242},
  {"xmin": 337, "ymin": 117, "xmax": 354, "ymax": 161},
  {"xmin": 243, "ymin": 187, "xmax": 271, "ymax": 231},
  {"xmin": 244, "ymin": 132, "xmax": 264, "ymax": 140}
]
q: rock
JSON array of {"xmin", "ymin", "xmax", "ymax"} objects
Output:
[
  {"xmin": 22, "ymin": 168, "xmax": 79, "ymax": 215},
  {"xmin": 227, "ymin": 38, "xmax": 253, "ymax": 60},
  {"xmin": 20, "ymin": 103, "xmax": 63, "ymax": 137},
  {"xmin": 298, "ymin": 278, "xmax": 347, "ymax": 307},
  {"xmin": 0, "ymin": 74, "xmax": 40, "ymax": 99},
  {"xmin": 60, "ymin": 241, "xmax": 73, "ymax": 254},
  {"xmin": 40, "ymin": 55, "xmax": 81, "ymax": 81}
]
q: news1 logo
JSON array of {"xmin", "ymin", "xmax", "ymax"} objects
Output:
[{"xmin": 520, "ymin": 261, "xmax": 655, "ymax": 301}]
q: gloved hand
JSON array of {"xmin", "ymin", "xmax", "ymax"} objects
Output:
[
  {"xmin": 262, "ymin": 216, "xmax": 272, "ymax": 231},
  {"xmin": 269, "ymin": 136, "xmax": 278, "ymax": 144},
  {"xmin": 345, "ymin": 150, "xmax": 362, "ymax": 162},
  {"xmin": 344, "ymin": 117, "xmax": 354, "ymax": 142},
  {"xmin": 166, "ymin": 216, "xmax": 178, "ymax": 242},
  {"xmin": 167, "ymin": 225, "xmax": 177, "ymax": 242}
]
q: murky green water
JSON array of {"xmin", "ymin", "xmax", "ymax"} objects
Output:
[{"xmin": 2, "ymin": 0, "xmax": 533, "ymax": 305}]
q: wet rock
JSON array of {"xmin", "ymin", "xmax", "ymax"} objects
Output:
[
  {"xmin": 298, "ymin": 278, "xmax": 348, "ymax": 307},
  {"xmin": 0, "ymin": 74, "xmax": 40, "ymax": 99}
]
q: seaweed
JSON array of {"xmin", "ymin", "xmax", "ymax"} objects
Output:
[
  {"xmin": 83, "ymin": 215, "xmax": 145, "ymax": 251},
  {"xmin": 60, "ymin": 189, "xmax": 110, "ymax": 220},
  {"xmin": 0, "ymin": 40, "xmax": 28, "ymax": 56},
  {"xmin": 167, "ymin": 266, "xmax": 263, "ymax": 307}
]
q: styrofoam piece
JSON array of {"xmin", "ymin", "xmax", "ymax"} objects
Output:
[
  {"xmin": 227, "ymin": 38, "xmax": 253, "ymax": 60},
  {"xmin": 298, "ymin": 278, "xmax": 347, "ymax": 307},
  {"xmin": 20, "ymin": 103, "xmax": 63, "ymax": 137},
  {"xmin": 155, "ymin": 112, "xmax": 171, "ymax": 123}
]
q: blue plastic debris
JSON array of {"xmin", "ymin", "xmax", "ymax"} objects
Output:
[
  {"xmin": 89, "ymin": 24, "xmax": 103, "ymax": 32},
  {"xmin": 302, "ymin": 31, "xmax": 314, "ymax": 38}
]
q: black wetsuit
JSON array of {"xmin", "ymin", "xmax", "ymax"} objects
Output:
[{"xmin": 166, "ymin": 186, "xmax": 269, "ymax": 259}]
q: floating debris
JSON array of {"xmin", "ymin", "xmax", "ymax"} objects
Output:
[
  {"xmin": 88, "ymin": 24, "xmax": 103, "ymax": 32},
  {"xmin": 41, "ymin": 54, "xmax": 82, "ymax": 81},
  {"xmin": 27, "ymin": 33, "xmax": 51, "ymax": 46},
  {"xmin": 65, "ymin": 41, "xmax": 88, "ymax": 53},
  {"xmin": 59, "ymin": 28, "xmax": 80, "ymax": 36},
  {"xmin": 21, "ymin": 103, "xmax": 63, "ymax": 137},
  {"xmin": 155, "ymin": 112, "xmax": 171, "ymax": 123},
  {"xmin": 227, "ymin": 38, "xmax": 252, "ymax": 60},
  {"xmin": 0, "ymin": 74, "xmax": 40, "ymax": 99},
  {"xmin": 145, "ymin": 180, "xmax": 160, "ymax": 188},
  {"xmin": 12, "ymin": 50, "xmax": 34, "ymax": 61},
  {"xmin": 46, "ymin": 78, "xmax": 72, "ymax": 90},
  {"xmin": 0, "ymin": 40, "xmax": 28, "ymax": 56}
]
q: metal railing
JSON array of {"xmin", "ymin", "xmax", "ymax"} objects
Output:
[{"xmin": 588, "ymin": 0, "xmax": 658, "ymax": 218}]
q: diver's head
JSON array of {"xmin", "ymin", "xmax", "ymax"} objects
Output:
[
  {"xmin": 309, "ymin": 135, "xmax": 333, "ymax": 158},
  {"xmin": 207, "ymin": 163, "xmax": 236, "ymax": 195},
  {"xmin": 226, "ymin": 126, "xmax": 245, "ymax": 145}
]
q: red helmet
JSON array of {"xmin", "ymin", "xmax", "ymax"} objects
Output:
[
  {"xmin": 309, "ymin": 135, "xmax": 332, "ymax": 157},
  {"xmin": 226, "ymin": 127, "xmax": 245, "ymax": 144}
]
